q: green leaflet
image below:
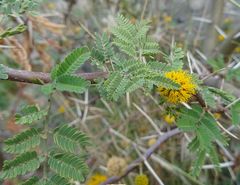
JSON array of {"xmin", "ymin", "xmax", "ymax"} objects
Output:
[
  {"xmin": 15, "ymin": 105, "xmax": 48, "ymax": 125},
  {"xmin": 4, "ymin": 128, "xmax": 41, "ymax": 154},
  {"xmin": 48, "ymin": 151, "xmax": 89, "ymax": 182},
  {"xmin": 207, "ymin": 56, "xmax": 225, "ymax": 71},
  {"xmin": 49, "ymin": 47, "xmax": 91, "ymax": 94},
  {"xmin": 187, "ymin": 136, "xmax": 200, "ymax": 152},
  {"xmin": 112, "ymin": 14, "xmax": 159, "ymax": 57},
  {"xmin": 0, "ymin": 24, "xmax": 27, "ymax": 39},
  {"xmin": 208, "ymin": 87, "xmax": 235, "ymax": 102},
  {"xmin": 199, "ymin": 87, "xmax": 216, "ymax": 108},
  {"xmin": 20, "ymin": 177, "xmax": 39, "ymax": 185},
  {"xmin": 177, "ymin": 105, "xmax": 227, "ymax": 145},
  {"xmin": 0, "ymin": 64, "xmax": 8, "ymax": 80},
  {"xmin": 146, "ymin": 73, "xmax": 180, "ymax": 89},
  {"xmin": 1, "ymin": 151, "xmax": 40, "ymax": 179},
  {"xmin": 53, "ymin": 47, "xmax": 91, "ymax": 79},
  {"xmin": 165, "ymin": 46, "xmax": 184, "ymax": 70},
  {"xmin": 53, "ymin": 124, "xmax": 90, "ymax": 153},
  {"xmin": 47, "ymin": 174, "xmax": 71, "ymax": 185},
  {"xmin": 55, "ymin": 75, "xmax": 90, "ymax": 93},
  {"xmin": 41, "ymin": 83, "xmax": 54, "ymax": 95},
  {"xmin": 191, "ymin": 149, "xmax": 206, "ymax": 177},
  {"xmin": 91, "ymin": 33, "xmax": 114, "ymax": 66},
  {"xmin": 231, "ymin": 101, "xmax": 240, "ymax": 125},
  {"xmin": 100, "ymin": 60, "xmax": 181, "ymax": 101},
  {"xmin": 0, "ymin": 0, "xmax": 39, "ymax": 15},
  {"xmin": 35, "ymin": 175, "xmax": 71, "ymax": 185},
  {"xmin": 177, "ymin": 105, "xmax": 227, "ymax": 175}
]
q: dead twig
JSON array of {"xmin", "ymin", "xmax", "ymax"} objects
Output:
[{"xmin": 100, "ymin": 128, "xmax": 181, "ymax": 185}]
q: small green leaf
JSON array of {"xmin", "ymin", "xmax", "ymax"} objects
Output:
[
  {"xmin": 48, "ymin": 151, "xmax": 89, "ymax": 182},
  {"xmin": 20, "ymin": 177, "xmax": 39, "ymax": 185},
  {"xmin": 56, "ymin": 47, "xmax": 90, "ymax": 77},
  {"xmin": 0, "ymin": 64, "xmax": 8, "ymax": 80},
  {"xmin": 207, "ymin": 56, "xmax": 225, "ymax": 71},
  {"xmin": 191, "ymin": 149, "xmax": 206, "ymax": 177},
  {"xmin": 199, "ymin": 87, "xmax": 216, "ymax": 108},
  {"xmin": 0, "ymin": 24, "xmax": 27, "ymax": 39},
  {"xmin": 53, "ymin": 124, "xmax": 90, "ymax": 153},
  {"xmin": 15, "ymin": 105, "xmax": 48, "ymax": 125},
  {"xmin": 1, "ymin": 152, "xmax": 40, "ymax": 179},
  {"xmin": 4, "ymin": 128, "xmax": 41, "ymax": 154},
  {"xmin": 41, "ymin": 84, "xmax": 54, "ymax": 95},
  {"xmin": 208, "ymin": 87, "xmax": 236, "ymax": 102},
  {"xmin": 231, "ymin": 101, "xmax": 240, "ymax": 125},
  {"xmin": 55, "ymin": 75, "xmax": 90, "ymax": 93}
]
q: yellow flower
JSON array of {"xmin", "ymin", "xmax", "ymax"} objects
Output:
[
  {"xmin": 57, "ymin": 105, "xmax": 65, "ymax": 113},
  {"xmin": 218, "ymin": 35, "xmax": 225, "ymax": 42},
  {"xmin": 134, "ymin": 174, "xmax": 149, "ymax": 185},
  {"xmin": 107, "ymin": 156, "xmax": 127, "ymax": 176},
  {"xmin": 157, "ymin": 70, "xmax": 196, "ymax": 104},
  {"xmin": 86, "ymin": 174, "xmax": 107, "ymax": 185},
  {"xmin": 224, "ymin": 18, "xmax": 232, "ymax": 24},
  {"xmin": 147, "ymin": 138, "xmax": 157, "ymax": 147},
  {"xmin": 164, "ymin": 114, "xmax": 175, "ymax": 124},
  {"xmin": 234, "ymin": 47, "xmax": 240, "ymax": 53},
  {"xmin": 163, "ymin": 15, "xmax": 172, "ymax": 23},
  {"xmin": 73, "ymin": 27, "xmax": 81, "ymax": 34},
  {"xmin": 47, "ymin": 3, "xmax": 56, "ymax": 10},
  {"xmin": 213, "ymin": 113, "xmax": 221, "ymax": 120}
]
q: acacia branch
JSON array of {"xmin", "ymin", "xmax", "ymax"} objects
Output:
[
  {"xmin": 100, "ymin": 128, "xmax": 181, "ymax": 185},
  {"xmin": 3, "ymin": 66, "xmax": 108, "ymax": 84},
  {"xmin": 3, "ymin": 66, "xmax": 240, "ymax": 98}
]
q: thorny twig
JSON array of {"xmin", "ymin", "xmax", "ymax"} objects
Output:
[{"xmin": 100, "ymin": 128, "xmax": 181, "ymax": 185}]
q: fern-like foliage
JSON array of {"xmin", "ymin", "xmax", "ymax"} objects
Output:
[
  {"xmin": 200, "ymin": 86, "xmax": 236, "ymax": 108},
  {"xmin": 48, "ymin": 151, "xmax": 89, "ymax": 182},
  {"xmin": 35, "ymin": 174, "xmax": 71, "ymax": 185},
  {"xmin": 112, "ymin": 14, "xmax": 159, "ymax": 57},
  {"xmin": 20, "ymin": 177, "xmax": 39, "ymax": 185},
  {"xmin": 15, "ymin": 105, "xmax": 48, "ymax": 125},
  {"xmin": 164, "ymin": 46, "xmax": 184, "ymax": 70},
  {"xmin": 231, "ymin": 101, "xmax": 240, "ymax": 125},
  {"xmin": 0, "ymin": 151, "xmax": 40, "ymax": 179},
  {"xmin": 0, "ymin": 64, "xmax": 8, "ymax": 80},
  {"xmin": 0, "ymin": 0, "xmax": 39, "ymax": 15},
  {"xmin": 177, "ymin": 105, "xmax": 228, "ymax": 176},
  {"xmin": 55, "ymin": 75, "xmax": 90, "ymax": 93},
  {"xmin": 99, "ymin": 60, "xmax": 180, "ymax": 101},
  {"xmin": 0, "ymin": 24, "xmax": 27, "ymax": 39},
  {"xmin": 3, "ymin": 128, "xmax": 41, "ymax": 154},
  {"xmin": 91, "ymin": 33, "xmax": 114, "ymax": 66},
  {"xmin": 207, "ymin": 87, "xmax": 235, "ymax": 102},
  {"xmin": 47, "ymin": 174, "xmax": 72, "ymax": 185},
  {"xmin": 52, "ymin": 47, "xmax": 91, "ymax": 79},
  {"xmin": 53, "ymin": 124, "xmax": 90, "ymax": 153},
  {"xmin": 45, "ymin": 47, "xmax": 91, "ymax": 95},
  {"xmin": 199, "ymin": 87, "xmax": 216, "ymax": 108}
]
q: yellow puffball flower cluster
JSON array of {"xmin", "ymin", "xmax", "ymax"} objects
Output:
[
  {"xmin": 86, "ymin": 174, "xmax": 107, "ymax": 185},
  {"xmin": 163, "ymin": 15, "xmax": 172, "ymax": 23},
  {"xmin": 218, "ymin": 34, "xmax": 225, "ymax": 42},
  {"xmin": 147, "ymin": 138, "xmax": 157, "ymax": 147},
  {"xmin": 47, "ymin": 3, "xmax": 56, "ymax": 10},
  {"xmin": 234, "ymin": 47, "xmax": 240, "ymax": 53},
  {"xmin": 164, "ymin": 114, "xmax": 175, "ymax": 124},
  {"xmin": 57, "ymin": 105, "xmax": 65, "ymax": 113},
  {"xmin": 134, "ymin": 174, "xmax": 149, "ymax": 185},
  {"xmin": 107, "ymin": 156, "xmax": 127, "ymax": 176},
  {"xmin": 213, "ymin": 113, "xmax": 221, "ymax": 120},
  {"xmin": 157, "ymin": 70, "xmax": 197, "ymax": 104}
]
